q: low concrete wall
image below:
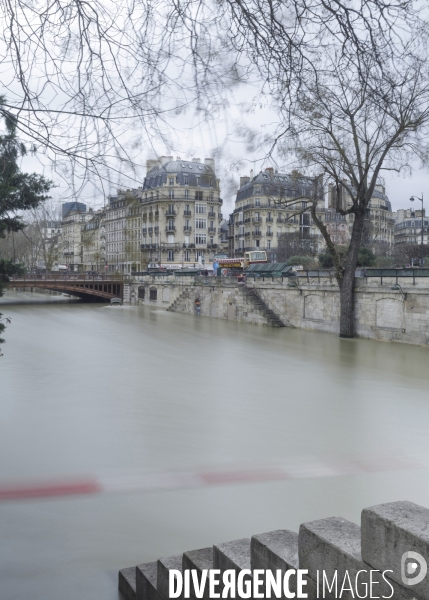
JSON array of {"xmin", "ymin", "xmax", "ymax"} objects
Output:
[
  {"xmin": 119, "ymin": 500, "xmax": 429, "ymax": 600},
  {"xmin": 125, "ymin": 274, "xmax": 429, "ymax": 346}
]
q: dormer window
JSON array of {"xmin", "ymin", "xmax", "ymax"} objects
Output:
[
  {"xmin": 169, "ymin": 178, "xmax": 174, "ymax": 185},
  {"xmin": 184, "ymin": 175, "xmax": 189, "ymax": 185}
]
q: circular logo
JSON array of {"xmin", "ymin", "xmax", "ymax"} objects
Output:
[{"xmin": 401, "ymin": 551, "xmax": 427, "ymax": 586}]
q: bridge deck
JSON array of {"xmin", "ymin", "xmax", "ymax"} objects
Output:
[{"xmin": 9, "ymin": 276, "xmax": 124, "ymax": 301}]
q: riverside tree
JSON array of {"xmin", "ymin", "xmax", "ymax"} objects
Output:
[{"xmin": 0, "ymin": 109, "xmax": 52, "ymax": 351}]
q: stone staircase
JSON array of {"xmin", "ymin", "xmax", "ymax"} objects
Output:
[
  {"xmin": 243, "ymin": 286, "xmax": 286, "ymax": 328},
  {"xmin": 166, "ymin": 289, "xmax": 189, "ymax": 312},
  {"xmin": 118, "ymin": 500, "xmax": 429, "ymax": 600}
]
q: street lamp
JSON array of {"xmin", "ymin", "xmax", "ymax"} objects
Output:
[
  {"xmin": 391, "ymin": 283, "xmax": 407, "ymax": 300},
  {"xmin": 410, "ymin": 194, "xmax": 424, "ymax": 246}
]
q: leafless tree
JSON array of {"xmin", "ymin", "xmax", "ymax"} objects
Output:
[
  {"xmin": 394, "ymin": 244, "xmax": 429, "ymax": 266},
  {"xmin": 277, "ymin": 231, "xmax": 319, "ymax": 261}
]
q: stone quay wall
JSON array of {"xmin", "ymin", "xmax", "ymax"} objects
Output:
[
  {"xmin": 118, "ymin": 500, "xmax": 429, "ymax": 600},
  {"xmin": 126, "ymin": 272, "xmax": 429, "ymax": 346}
]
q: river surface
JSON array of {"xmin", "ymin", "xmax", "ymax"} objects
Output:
[{"xmin": 2, "ymin": 290, "xmax": 429, "ymax": 600}]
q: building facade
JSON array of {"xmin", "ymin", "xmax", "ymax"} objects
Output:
[
  {"xmin": 140, "ymin": 156, "xmax": 223, "ymax": 268},
  {"xmin": 231, "ymin": 168, "xmax": 325, "ymax": 260},
  {"xmin": 394, "ymin": 208, "xmax": 429, "ymax": 246},
  {"xmin": 60, "ymin": 206, "xmax": 93, "ymax": 271},
  {"xmin": 327, "ymin": 183, "xmax": 395, "ymax": 250},
  {"xmin": 82, "ymin": 210, "xmax": 106, "ymax": 272},
  {"xmin": 105, "ymin": 189, "xmax": 142, "ymax": 273}
]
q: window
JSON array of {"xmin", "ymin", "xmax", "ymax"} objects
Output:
[
  {"xmin": 167, "ymin": 204, "xmax": 175, "ymax": 215},
  {"xmin": 184, "ymin": 189, "xmax": 189, "ymax": 199},
  {"xmin": 195, "ymin": 233, "xmax": 207, "ymax": 244},
  {"xmin": 167, "ymin": 250, "xmax": 174, "ymax": 261},
  {"xmin": 184, "ymin": 175, "xmax": 189, "ymax": 185},
  {"xmin": 267, "ymin": 240, "xmax": 271, "ymax": 249},
  {"xmin": 149, "ymin": 287, "xmax": 157, "ymax": 301},
  {"xmin": 167, "ymin": 219, "xmax": 175, "ymax": 230},
  {"xmin": 267, "ymin": 226, "xmax": 271, "ymax": 234},
  {"xmin": 255, "ymin": 239, "xmax": 260, "ymax": 247},
  {"xmin": 195, "ymin": 203, "xmax": 206, "ymax": 213},
  {"xmin": 195, "ymin": 191, "xmax": 203, "ymax": 200},
  {"xmin": 255, "ymin": 198, "xmax": 260, "ymax": 206},
  {"xmin": 195, "ymin": 218, "xmax": 207, "ymax": 229},
  {"xmin": 138, "ymin": 287, "xmax": 145, "ymax": 299},
  {"xmin": 169, "ymin": 189, "xmax": 174, "ymax": 199},
  {"xmin": 209, "ymin": 178, "xmax": 213, "ymax": 187},
  {"xmin": 185, "ymin": 219, "xmax": 190, "ymax": 229},
  {"xmin": 196, "ymin": 250, "xmax": 204, "ymax": 259},
  {"xmin": 169, "ymin": 178, "xmax": 174, "ymax": 185}
]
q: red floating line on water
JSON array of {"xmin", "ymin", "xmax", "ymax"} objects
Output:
[
  {"xmin": 0, "ymin": 456, "xmax": 425, "ymax": 502},
  {"xmin": 0, "ymin": 479, "xmax": 102, "ymax": 501}
]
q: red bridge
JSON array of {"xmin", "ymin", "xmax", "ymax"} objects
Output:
[{"xmin": 9, "ymin": 274, "xmax": 124, "ymax": 302}]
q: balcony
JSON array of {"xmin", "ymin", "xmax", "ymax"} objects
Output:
[
  {"xmin": 252, "ymin": 216, "xmax": 262, "ymax": 223},
  {"xmin": 148, "ymin": 212, "xmax": 154, "ymax": 220},
  {"xmin": 166, "ymin": 210, "xmax": 176, "ymax": 217},
  {"xmin": 276, "ymin": 217, "xmax": 284, "ymax": 223},
  {"xmin": 154, "ymin": 211, "xmax": 159, "ymax": 218},
  {"xmin": 266, "ymin": 217, "xmax": 274, "ymax": 223},
  {"xmin": 148, "ymin": 227, "xmax": 154, "ymax": 234},
  {"xmin": 252, "ymin": 230, "xmax": 262, "ymax": 237},
  {"xmin": 236, "ymin": 220, "xmax": 244, "ymax": 226},
  {"xmin": 183, "ymin": 210, "xmax": 192, "ymax": 217},
  {"xmin": 244, "ymin": 232, "xmax": 250, "ymax": 238},
  {"xmin": 184, "ymin": 226, "xmax": 192, "ymax": 233},
  {"xmin": 208, "ymin": 228, "xmax": 216, "ymax": 234},
  {"xmin": 142, "ymin": 228, "xmax": 147, "ymax": 235},
  {"xmin": 165, "ymin": 225, "xmax": 176, "ymax": 233},
  {"xmin": 244, "ymin": 218, "xmax": 251, "ymax": 223},
  {"xmin": 266, "ymin": 231, "xmax": 274, "ymax": 237},
  {"xmin": 154, "ymin": 226, "xmax": 159, "ymax": 234}
]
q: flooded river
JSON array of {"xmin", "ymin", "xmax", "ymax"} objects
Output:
[{"xmin": 1, "ymin": 291, "xmax": 429, "ymax": 600}]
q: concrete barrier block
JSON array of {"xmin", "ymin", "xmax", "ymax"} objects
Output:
[
  {"xmin": 136, "ymin": 562, "xmax": 164, "ymax": 600},
  {"xmin": 183, "ymin": 547, "xmax": 214, "ymax": 600},
  {"xmin": 213, "ymin": 538, "xmax": 251, "ymax": 573},
  {"xmin": 299, "ymin": 516, "xmax": 418, "ymax": 600},
  {"xmin": 361, "ymin": 500, "xmax": 429, "ymax": 598},
  {"xmin": 251, "ymin": 530, "xmax": 298, "ymax": 572},
  {"xmin": 158, "ymin": 555, "xmax": 183, "ymax": 600},
  {"xmin": 251, "ymin": 530, "xmax": 320, "ymax": 599},
  {"xmin": 119, "ymin": 566, "xmax": 137, "ymax": 600}
]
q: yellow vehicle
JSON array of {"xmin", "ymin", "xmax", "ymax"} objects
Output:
[
  {"xmin": 217, "ymin": 251, "xmax": 268, "ymax": 270},
  {"xmin": 243, "ymin": 251, "xmax": 268, "ymax": 267}
]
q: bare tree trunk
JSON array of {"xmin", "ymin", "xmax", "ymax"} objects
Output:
[{"xmin": 339, "ymin": 211, "xmax": 366, "ymax": 338}]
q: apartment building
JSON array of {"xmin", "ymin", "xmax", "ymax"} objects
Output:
[
  {"xmin": 61, "ymin": 205, "xmax": 93, "ymax": 271},
  {"xmin": 394, "ymin": 208, "xmax": 429, "ymax": 246},
  {"xmin": 231, "ymin": 167, "xmax": 325, "ymax": 260},
  {"xmin": 327, "ymin": 183, "xmax": 395, "ymax": 249},
  {"xmin": 82, "ymin": 210, "xmax": 106, "ymax": 271},
  {"xmin": 140, "ymin": 156, "xmax": 223, "ymax": 268},
  {"xmin": 104, "ymin": 189, "xmax": 142, "ymax": 273}
]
